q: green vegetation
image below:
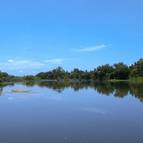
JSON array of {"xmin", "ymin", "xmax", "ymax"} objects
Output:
[
  {"xmin": 0, "ymin": 71, "xmax": 12, "ymax": 82},
  {"xmin": 36, "ymin": 59, "xmax": 143, "ymax": 82},
  {"xmin": 0, "ymin": 59, "xmax": 143, "ymax": 83}
]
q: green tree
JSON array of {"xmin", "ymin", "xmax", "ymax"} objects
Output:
[
  {"xmin": 24, "ymin": 75, "xmax": 35, "ymax": 81},
  {"xmin": 130, "ymin": 59, "xmax": 143, "ymax": 77},
  {"xmin": 112, "ymin": 63, "xmax": 130, "ymax": 80},
  {"xmin": 92, "ymin": 64, "xmax": 114, "ymax": 81},
  {"xmin": 0, "ymin": 71, "xmax": 10, "ymax": 82}
]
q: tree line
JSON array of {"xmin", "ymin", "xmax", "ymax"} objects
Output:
[
  {"xmin": 36, "ymin": 59, "xmax": 143, "ymax": 81},
  {"xmin": 0, "ymin": 58, "xmax": 143, "ymax": 82}
]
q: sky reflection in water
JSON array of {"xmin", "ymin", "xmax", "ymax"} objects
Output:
[{"xmin": 0, "ymin": 81, "xmax": 143, "ymax": 143}]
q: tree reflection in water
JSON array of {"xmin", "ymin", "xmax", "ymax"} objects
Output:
[
  {"xmin": 32, "ymin": 81, "xmax": 143, "ymax": 102},
  {"xmin": 1, "ymin": 81, "xmax": 143, "ymax": 102}
]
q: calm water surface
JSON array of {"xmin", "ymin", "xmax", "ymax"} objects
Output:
[{"xmin": 0, "ymin": 81, "xmax": 143, "ymax": 143}]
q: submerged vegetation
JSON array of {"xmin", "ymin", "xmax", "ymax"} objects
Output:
[
  {"xmin": 12, "ymin": 89, "xmax": 31, "ymax": 93},
  {"xmin": 0, "ymin": 58, "xmax": 143, "ymax": 83}
]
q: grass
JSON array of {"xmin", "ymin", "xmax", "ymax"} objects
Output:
[
  {"xmin": 109, "ymin": 79, "xmax": 129, "ymax": 82},
  {"xmin": 109, "ymin": 77, "xmax": 143, "ymax": 84},
  {"xmin": 129, "ymin": 77, "xmax": 143, "ymax": 84},
  {"xmin": 0, "ymin": 82, "xmax": 14, "ymax": 87}
]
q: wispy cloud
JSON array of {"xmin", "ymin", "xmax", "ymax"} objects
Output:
[
  {"xmin": 73, "ymin": 44, "xmax": 107, "ymax": 52},
  {"xmin": 45, "ymin": 58, "xmax": 64, "ymax": 65},
  {"xmin": 0, "ymin": 58, "xmax": 64, "ymax": 72},
  {"xmin": 4, "ymin": 59, "xmax": 45, "ymax": 69}
]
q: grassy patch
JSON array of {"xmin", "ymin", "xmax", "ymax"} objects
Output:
[{"xmin": 129, "ymin": 77, "xmax": 143, "ymax": 83}]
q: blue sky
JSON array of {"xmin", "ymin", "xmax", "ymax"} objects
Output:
[{"xmin": 0, "ymin": 0, "xmax": 143, "ymax": 75}]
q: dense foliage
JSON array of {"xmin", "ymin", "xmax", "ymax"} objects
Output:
[
  {"xmin": 0, "ymin": 71, "xmax": 12, "ymax": 82},
  {"xmin": 36, "ymin": 59, "xmax": 143, "ymax": 81},
  {"xmin": 130, "ymin": 59, "xmax": 143, "ymax": 77},
  {"xmin": 0, "ymin": 59, "xmax": 143, "ymax": 82}
]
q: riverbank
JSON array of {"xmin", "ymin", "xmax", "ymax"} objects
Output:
[{"xmin": 109, "ymin": 77, "xmax": 143, "ymax": 84}]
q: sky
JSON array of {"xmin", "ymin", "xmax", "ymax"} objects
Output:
[{"xmin": 0, "ymin": 0, "xmax": 143, "ymax": 75}]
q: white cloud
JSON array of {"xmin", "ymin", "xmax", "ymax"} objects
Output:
[
  {"xmin": 8, "ymin": 59, "xmax": 14, "ymax": 63},
  {"xmin": 19, "ymin": 70, "xmax": 24, "ymax": 73},
  {"xmin": 73, "ymin": 44, "xmax": 107, "ymax": 52},
  {"xmin": 0, "ymin": 58, "xmax": 64, "ymax": 72},
  {"xmin": 45, "ymin": 58, "xmax": 64, "ymax": 65},
  {"xmin": 0, "ymin": 59, "xmax": 45, "ymax": 71}
]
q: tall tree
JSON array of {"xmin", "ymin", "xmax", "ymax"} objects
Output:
[
  {"xmin": 130, "ymin": 59, "xmax": 143, "ymax": 77},
  {"xmin": 112, "ymin": 63, "xmax": 130, "ymax": 80}
]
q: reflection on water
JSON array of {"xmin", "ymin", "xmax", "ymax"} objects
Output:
[
  {"xmin": 0, "ymin": 81, "xmax": 143, "ymax": 102},
  {"xmin": 0, "ymin": 81, "xmax": 143, "ymax": 143},
  {"xmin": 21, "ymin": 81, "xmax": 143, "ymax": 102}
]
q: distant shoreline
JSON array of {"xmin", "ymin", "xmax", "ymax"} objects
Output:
[{"xmin": 0, "ymin": 58, "xmax": 143, "ymax": 83}]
